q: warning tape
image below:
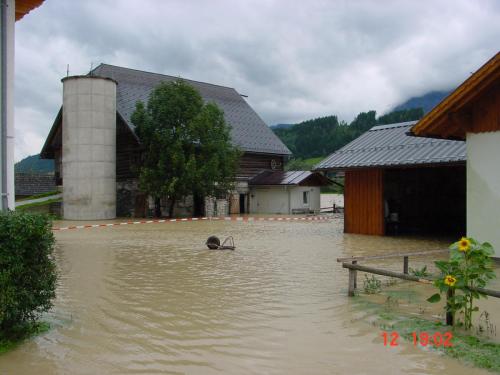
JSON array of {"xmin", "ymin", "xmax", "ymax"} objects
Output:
[{"xmin": 52, "ymin": 215, "xmax": 331, "ymax": 231}]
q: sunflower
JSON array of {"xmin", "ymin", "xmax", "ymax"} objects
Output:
[
  {"xmin": 444, "ymin": 275, "xmax": 457, "ymax": 287},
  {"xmin": 458, "ymin": 237, "xmax": 471, "ymax": 252}
]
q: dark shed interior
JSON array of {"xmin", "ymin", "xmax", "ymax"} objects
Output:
[{"xmin": 384, "ymin": 165, "xmax": 466, "ymax": 236}]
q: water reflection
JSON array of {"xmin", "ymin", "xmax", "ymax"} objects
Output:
[{"xmin": 0, "ymin": 218, "xmax": 494, "ymax": 374}]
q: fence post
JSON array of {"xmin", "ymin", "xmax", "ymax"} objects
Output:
[
  {"xmin": 403, "ymin": 256, "xmax": 409, "ymax": 274},
  {"xmin": 353, "ymin": 260, "xmax": 357, "ymax": 289},
  {"xmin": 348, "ymin": 268, "xmax": 356, "ymax": 297},
  {"xmin": 446, "ymin": 288, "xmax": 454, "ymax": 326}
]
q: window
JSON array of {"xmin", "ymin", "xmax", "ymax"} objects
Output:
[{"xmin": 303, "ymin": 191, "xmax": 309, "ymax": 205}]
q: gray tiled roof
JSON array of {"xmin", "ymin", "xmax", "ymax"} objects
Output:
[
  {"xmin": 92, "ymin": 64, "xmax": 291, "ymax": 155},
  {"xmin": 250, "ymin": 170, "xmax": 330, "ymax": 185},
  {"xmin": 314, "ymin": 121, "xmax": 466, "ymax": 170}
]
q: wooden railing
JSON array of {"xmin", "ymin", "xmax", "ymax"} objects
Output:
[{"xmin": 338, "ymin": 249, "xmax": 500, "ymax": 326}]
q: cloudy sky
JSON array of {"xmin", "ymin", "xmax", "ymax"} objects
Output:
[{"xmin": 14, "ymin": 0, "xmax": 500, "ymax": 161}]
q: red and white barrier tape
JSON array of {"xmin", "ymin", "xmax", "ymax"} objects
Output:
[{"xmin": 52, "ymin": 215, "xmax": 331, "ymax": 231}]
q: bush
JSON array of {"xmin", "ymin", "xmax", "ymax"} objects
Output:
[{"xmin": 0, "ymin": 211, "xmax": 57, "ymax": 333}]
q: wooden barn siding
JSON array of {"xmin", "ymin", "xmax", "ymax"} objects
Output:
[
  {"xmin": 237, "ymin": 153, "xmax": 285, "ymax": 179},
  {"xmin": 344, "ymin": 169, "xmax": 384, "ymax": 235},
  {"xmin": 470, "ymin": 84, "xmax": 500, "ymax": 133},
  {"xmin": 116, "ymin": 120, "xmax": 141, "ymax": 181}
]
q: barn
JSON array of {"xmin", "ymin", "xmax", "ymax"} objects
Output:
[
  {"xmin": 40, "ymin": 64, "xmax": 291, "ymax": 219},
  {"xmin": 412, "ymin": 52, "xmax": 500, "ymax": 256},
  {"xmin": 315, "ymin": 121, "xmax": 466, "ymax": 236}
]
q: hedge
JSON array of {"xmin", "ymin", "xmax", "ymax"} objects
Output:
[{"xmin": 0, "ymin": 211, "xmax": 57, "ymax": 333}]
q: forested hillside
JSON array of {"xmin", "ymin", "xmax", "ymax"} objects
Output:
[
  {"xmin": 15, "ymin": 154, "xmax": 54, "ymax": 174},
  {"xmin": 273, "ymin": 108, "xmax": 424, "ymax": 160}
]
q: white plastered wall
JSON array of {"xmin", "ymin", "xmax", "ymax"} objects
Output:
[
  {"xmin": 466, "ymin": 131, "xmax": 500, "ymax": 257},
  {"xmin": 289, "ymin": 186, "xmax": 320, "ymax": 213},
  {"xmin": 249, "ymin": 186, "xmax": 289, "ymax": 214},
  {"xmin": 249, "ymin": 185, "xmax": 321, "ymax": 214}
]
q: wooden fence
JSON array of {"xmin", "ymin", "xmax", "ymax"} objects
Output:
[{"xmin": 338, "ymin": 249, "xmax": 500, "ymax": 325}]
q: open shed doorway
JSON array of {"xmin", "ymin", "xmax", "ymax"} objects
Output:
[
  {"xmin": 383, "ymin": 165, "xmax": 466, "ymax": 236},
  {"xmin": 239, "ymin": 194, "xmax": 247, "ymax": 214}
]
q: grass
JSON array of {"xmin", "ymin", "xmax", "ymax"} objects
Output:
[
  {"xmin": 0, "ymin": 322, "xmax": 50, "ymax": 355},
  {"xmin": 16, "ymin": 197, "xmax": 61, "ymax": 210},
  {"xmin": 352, "ymin": 293, "xmax": 500, "ymax": 372},
  {"xmin": 16, "ymin": 190, "xmax": 59, "ymax": 202},
  {"xmin": 379, "ymin": 316, "xmax": 500, "ymax": 371}
]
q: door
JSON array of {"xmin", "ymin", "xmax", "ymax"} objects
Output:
[{"xmin": 239, "ymin": 194, "xmax": 246, "ymax": 214}]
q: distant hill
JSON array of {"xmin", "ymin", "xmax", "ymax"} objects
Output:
[
  {"xmin": 15, "ymin": 154, "xmax": 54, "ymax": 174},
  {"xmin": 394, "ymin": 90, "xmax": 451, "ymax": 114},
  {"xmin": 272, "ymin": 108, "xmax": 423, "ymax": 160},
  {"xmin": 270, "ymin": 123, "xmax": 294, "ymax": 130}
]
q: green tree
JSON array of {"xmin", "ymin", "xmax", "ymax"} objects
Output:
[{"xmin": 131, "ymin": 80, "xmax": 240, "ymax": 217}]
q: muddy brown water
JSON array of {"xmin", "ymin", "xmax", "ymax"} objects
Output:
[{"xmin": 0, "ymin": 217, "xmax": 498, "ymax": 374}]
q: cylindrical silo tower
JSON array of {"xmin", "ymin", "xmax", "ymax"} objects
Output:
[{"xmin": 61, "ymin": 75, "xmax": 117, "ymax": 220}]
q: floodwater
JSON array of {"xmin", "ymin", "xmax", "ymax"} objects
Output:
[{"xmin": 0, "ymin": 216, "xmax": 498, "ymax": 374}]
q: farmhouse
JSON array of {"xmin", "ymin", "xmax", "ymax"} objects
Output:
[
  {"xmin": 412, "ymin": 52, "xmax": 500, "ymax": 257},
  {"xmin": 315, "ymin": 121, "xmax": 466, "ymax": 236},
  {"xmin": 41, "ymin": 64, "xmax": 293, "ymax": 219}
]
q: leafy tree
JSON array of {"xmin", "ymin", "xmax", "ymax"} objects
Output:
[{"xmin": 131, "ymin": 80, "xmax": 240, "ymax": 217}]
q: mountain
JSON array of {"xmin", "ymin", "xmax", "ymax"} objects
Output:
[
  {"xmin": 393, "ymin": 90, "xmax": 451, "ymax": 114},
  {"xmin": 15, "ymin": 154, "xmax": 54, "ymax": 174}
]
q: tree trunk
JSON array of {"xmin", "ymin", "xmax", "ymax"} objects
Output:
[
  {"xmin": 154, "ymin": 197, "xmax": 161, "ymax": 218},
  {"xmin": 169, "ymin": 198, "xmax": 176, "ymax": 218}
]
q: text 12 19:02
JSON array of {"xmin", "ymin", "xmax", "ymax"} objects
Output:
[{"xmin": 381, "ymin": 331, "xmax": 453, "ymax": 347}]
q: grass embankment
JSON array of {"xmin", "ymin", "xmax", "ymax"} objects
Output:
[
  {"xmin": 16, "ymin": 198, "xmax": 61, "ymax": 210},
  {"xmin": 354, "ymin": 292, "xmax": 500, "ymax": 372},
  {"xmin": 0, "ymin": 322, "xmax": 50, "ymax": 354},
  {"xmin": 16, "ymin": 190, "xmax": 59, "ymax": 202}
]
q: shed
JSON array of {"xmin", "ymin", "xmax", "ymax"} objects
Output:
[
  {"xmin": 412, "ymin": 51, "xmax": 500, "ymax": 256},
  {"xmin": 315, "ymin": 121, "xmax": 466, "ymax": 236},
  {"xmin": 248, "ymin": 170, "xmax": 331, "ymax": 215}
]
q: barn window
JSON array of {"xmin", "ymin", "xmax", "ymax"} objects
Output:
[{"xmin": 303, "ymin": 191, "xmax": 309, "ymax": 204}]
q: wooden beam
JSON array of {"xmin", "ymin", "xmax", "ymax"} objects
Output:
[{"xmin": 337, "ymin": 248, "xmax": 448, "ymax": 263}]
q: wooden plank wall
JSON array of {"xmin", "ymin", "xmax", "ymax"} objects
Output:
[
  {"xmin": 237, "ymin": 153, "xmax": 285, "ymax": 179},
  {"xmin": 344, "ymin": 169, "xmax": 384, "ymax": 235},
  {"xmin": 116, "ymin": 119, "xmax": 141, "ymax": 181}
]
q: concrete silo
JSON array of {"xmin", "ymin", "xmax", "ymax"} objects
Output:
[{"xmin": 61, "ymin": 76, "xmax": 117, "ymax": 220}]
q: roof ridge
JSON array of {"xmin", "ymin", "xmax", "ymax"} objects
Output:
[
  {"xmin": 370, "ymin": 121, "xmax": 418, "ymax": 131},
  {"xmin": 93, "ymin": 63, "xmax": 239, "ymax": 92}
]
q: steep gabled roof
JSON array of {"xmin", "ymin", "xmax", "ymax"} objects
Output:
[
  {"xmin": 314, "ymin": 121, "xmax": 465, "ymax": 171},
  {"xmin": 91, "ymin": 64, "xmax": 291, "ymax": 155}
]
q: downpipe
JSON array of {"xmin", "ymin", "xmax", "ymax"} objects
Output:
[{"xmin": 0, "ymin": 0, "xmax": 7, "ymax": 211}]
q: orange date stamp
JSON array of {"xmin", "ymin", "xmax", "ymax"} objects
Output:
[{"xmin": 382, "ymin": 331, "xmax": 453, "ymax": 347}]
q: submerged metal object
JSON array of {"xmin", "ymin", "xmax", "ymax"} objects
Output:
[{"xmin": 206, "ymin": 236, "xmax": 235, "ymax": 250}]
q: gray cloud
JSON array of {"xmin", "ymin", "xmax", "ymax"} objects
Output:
[{"xmin": 14, "ymin": 0, "xmax": 500, "ymax": 160}]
